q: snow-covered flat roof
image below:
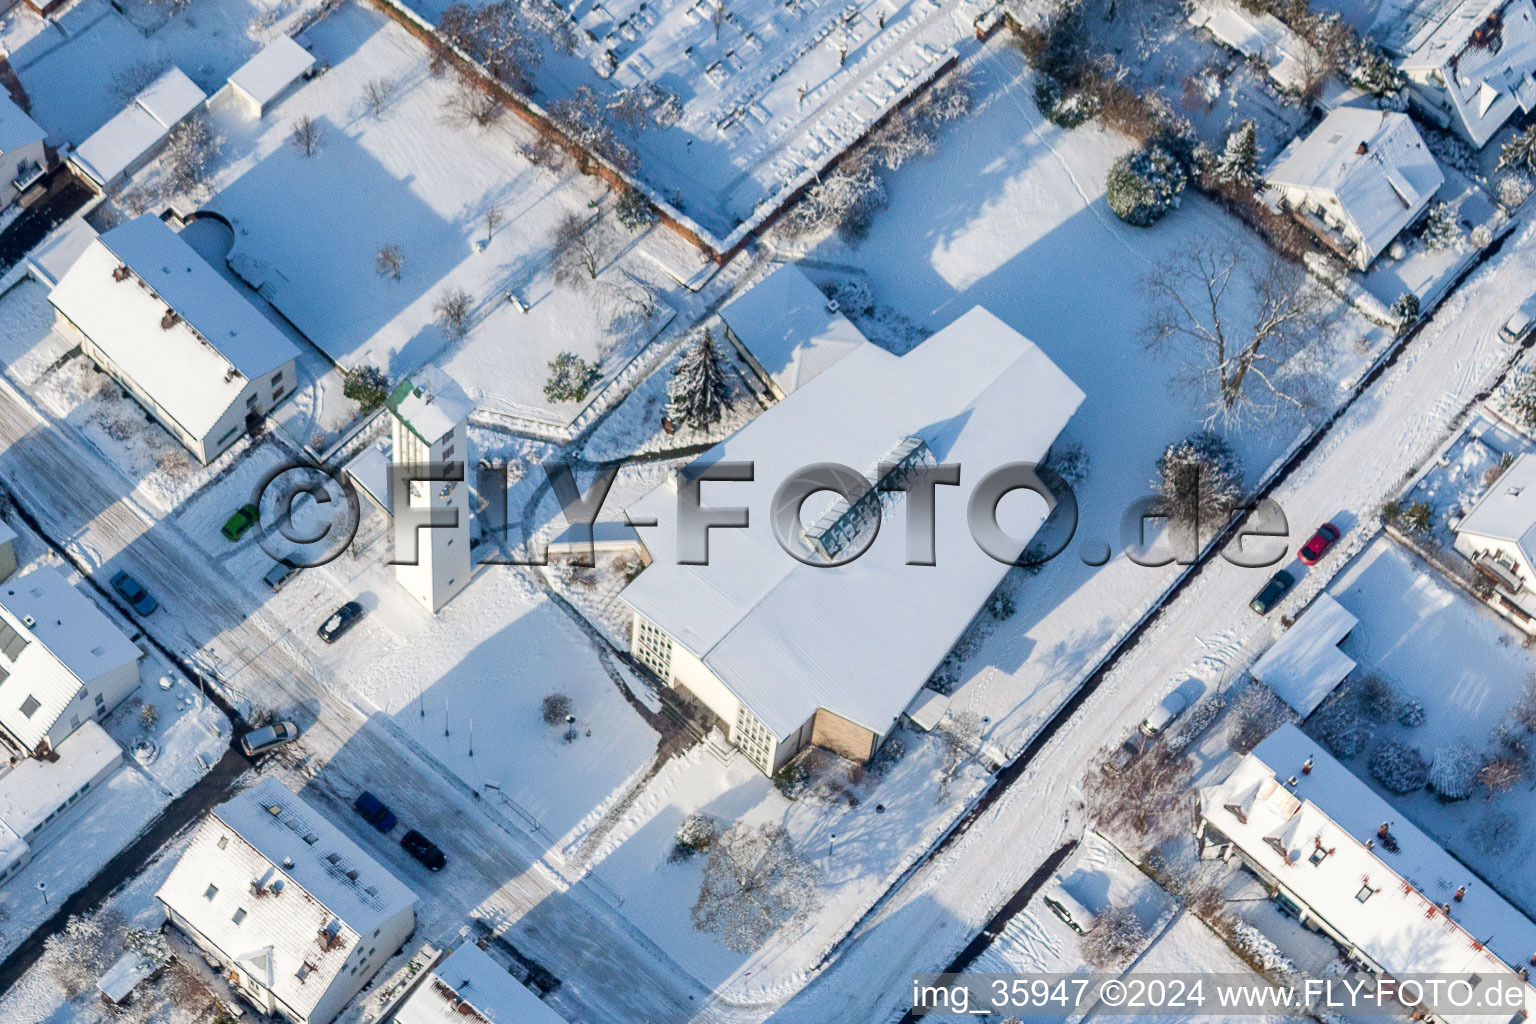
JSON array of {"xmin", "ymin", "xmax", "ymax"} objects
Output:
[
  {"xmin": 48, "ymin": 215, "xmax": 299, "ymax": 440},
  {"xmin": 1267, "ymin": 108, "xmax": 1445, "ymax": 264},
  {"xmin": 97, "ymin": 951, "xmax": 156, "ymax": 1003},
  {"xmin": 227, "ymin": 36, "xmax": 315, "ymax": 111},
  {"xmin": 620, "ymin": 307, "xmax": 1084, "ymax": 738},
  {"xmin": 71, "ymin": 67, "xmax": 205, "ymax": 185},
  {"xmin": 1249, "ymin": 594, "xmax": 1358, "ymax": 716},
  {"xmin": 388, "ymin": 370, "xmax": 472, "ymax": 446},
  {"xmin": 156, "ymin": 777, "xmax": 417, "ymax": 1020},
  {"xmin": 0, "ymin": 719, "xmax": 121, "ymax": 837},
  {"xmin": 0, "ymin": 567, "xmax": 141, "ymax": 748},
  {"xmin": 718, "ymin": 264, "xmax": 868, "ymax": 395},
  {"xmin": 1204, "ymin": 725, "xmax": 1536, "ymax": 1017},
  {"xmin": 396, "ymin": 944, "xmax": 565, "ymax": 1024},
  {"xmin": 1455, "ymin": 452, "xmax": 1536, "ymax": 566},
  {"xmin": 0, "ymin": 94, "xmax": 44, "ymax": 156}
]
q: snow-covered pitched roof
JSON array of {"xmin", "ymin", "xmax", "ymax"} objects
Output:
[
  {"xmin": 1401, "ymin": 0, "xmax": 1536, "ymax": 147},
  {"xmin": 396, "ymin": 945, "xmax": 565, "ymax": 1024},
  {"xmin": 1204, "ymin": 725, "xmax": 1536, "ymax": 1016},
  {"xmin": 620, "ymin": 307, "xmax": 1084, "ymax": 738},
  {"xmin": 98, "ymin": 951, "xmax": 157, "ymax": 1004},
  {"xmin": 0, "ymin": 567, "xmax": 141, "ymax": 749},
  {"xmin": 1455, "ymin": 452, "xmax": 1536, "ymax": 570},
  {"xmin": 718, "ymin": 263, "xmax": 868, "ymax": 395},
  {"xmin": 26, "ymin": 214, "xmax": 98, "ymax": 288},
  {"xmin": 388, "ymin": 369, "xmax": 472, "ymax": 446},
  {"xmin": 156, "ymin": 778, "xmax": 417, "ymax": 1021},
  {"xmin": 0, "ymin": 94, "xmax": 44, "ymax": 156},
  {"xmin": 71, "ymin": 67, "xmax": 204, "ymax": 185},
  {"xmin": 226, "ymin": 37, "xmax": 315, "ymax": 111},
  {"xmin": 1249, "ymin": 594, "xmax": 1358, "ymax": 716},
  {"xmin": 0, "ymin": 719, "xmax": 120, "ymax": 837},
  {"xmin": 1267, "ymin": 108, "xmax": 1444, "ymax": 264},
  {"xmin": 1187, "ymin": 0, "xmax": 1321, "ymax": 93},
  {"xmin": 48, "ymin": 215, "xmax": 299, "ymax": 440}
]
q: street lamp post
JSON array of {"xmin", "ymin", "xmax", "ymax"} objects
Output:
[
  {"xmin": 37, "ymin": 881, "xmax": 47, "ymax": 906},
  {"xmin": 565, "ymin": 714, "xmax": 576, "ymax": 743}
]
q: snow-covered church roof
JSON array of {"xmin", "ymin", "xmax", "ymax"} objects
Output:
[
  {"xmin": 1203, "ymin": 724, "xmax": 1536, "ymax": 1016},
  {"xmin": 619, "ymin": 306, "xmax": 1083, "ymax": 739}
]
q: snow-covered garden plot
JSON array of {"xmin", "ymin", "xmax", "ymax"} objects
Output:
[
  {"xmin": 792, "ymin": 42, "xmax": 1384, "ymax": 758},
  {"xmin": 1361, "ymin": 168, "xmax": 1505, "ymax": 311},
  {"xmin": 404, "ymin": 0, "xmax": 992, "ymax": 243},
  {"xmin": 204, "ymin": 2, "xmax": 677, "ymax": 430},
  {"xmin": 1324, "ymin": 536, "xmax": 1536, "ymax": 913}
]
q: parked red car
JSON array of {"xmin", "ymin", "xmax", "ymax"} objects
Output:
[{"xmin": 1298, "ymin": 522, "xmax": 1341, "ymax": 565}]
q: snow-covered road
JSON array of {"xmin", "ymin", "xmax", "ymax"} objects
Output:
[{"xmin": 760, "ymin": 214, "xmax": 1536, "ymax": 1024}]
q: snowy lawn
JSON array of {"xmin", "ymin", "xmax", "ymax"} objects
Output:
[
  {"xmin": 105, "ymin": 661, "xmax": 231, "ymax": 798},
  {"xmin": 201, "ymin": 2, "xmax": 677, "ymax": 429},
  {"xmin": 1324, "ymin": 536, "xmax": 1536, "ymax": 915},
  {"xmin": 793, "ymin": 42, "xmax": 1385, "ymax": 759}
]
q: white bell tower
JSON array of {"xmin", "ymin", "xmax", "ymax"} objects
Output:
[{"xmin": 387, "ymin": 368, "xmax": 473, "ymax": 613}]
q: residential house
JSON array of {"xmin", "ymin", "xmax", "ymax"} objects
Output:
[
  {"xmin": 0, "ymin": 719, "xmax": 123, "ymax": 886},
  {"xmin": 49, "ymin": 214, "xmax": 300, "ymax": 464},
  {"xmin": 157, "ymin": 777, "xmax": 418, "ymax": 1024},
  {"xmin": 1397, "ymin": 0, "xmax": 1536, "ymax": 148},
  {"xmin": 69, "ymin": 67, "xmax": 205, "ymax": 190},
  {"xmin": 1187, "ymin": 0, "xmax": 1323, "ymax": 94},
  {"xmin": 392, "ymin": 940, "xmax": 565, "ymax": 1024},
  {"xmin": 618, "ymin": 307, "xmax": 1084, "ymax": 774},
  {"xmin": 0, "ymin": 94, "xmax": 46, "ymax": 212},
  {"xmin": 1452, "ymin": 450, "xmax": 1536, "ymax": 629},
  {"xmin": 716, "ymin": 263, "xmax": 867, "ymax": 400},
  {"xmin": 1266, "ymin": 108, "xmax": 1445, "ymax": 269},
  {"xmin": 1199, "ymin": 724, "xmax": 1536, "ymax": 1022},
  {"xmin": 0, "ymin": 566, "xmax": 142, "ymax": 761},
  {"xmin": 387, "ymin": 370, "xmax": 473, "ymax": 613}
]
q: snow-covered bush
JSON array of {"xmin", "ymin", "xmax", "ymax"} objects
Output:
[
  {"xmin": 1499, "ymin": 365, "xmax": 1536, "ymax": 430},
  {"xmin": 779, "ymin": 160, "xmax": 888, "ymax": 240},
  {"xmin": 543, "ymin": 353, "xmax": 598, "ymax": 403},
  {"xmin": 773, "ymin": 758, "xmax": 809, "ymax": 799},
  {"xmin": 1420, "ymin": 202, "xmax": 1462, "ymax": 250},
  {"xmin": 1168, "ymin": 692, "xmax": 1225, "ymax": 752},
  {"xmin": 162, "ymin": 114, "xmax": 220, "ymax": 196},
  {"xmin": 1034, "ymin": 74, "xmax": 1098, "ymax": 128},
  {"xmin": 670, "ymin": 813, "xmax": 719, "ymax": 861},
  {"xmin": 1496, "ymin": 173, "xmax": 1535, "ymax": 211},
  {"xmin": 1389, "ymin": 292, "xmax": 1420, "ymax": 331},
  {"xmin": 821, "ymin": 276, "xmax": 875, "ymax": 317},
  {"xmin": 1370, "ymin": 740, "xmax": 1428, "ymax": 793},
  {"xmin": 1498, "ymin": 125, "xmax": 1536, "ymax": 174},
  {"xmin": 1426, "ymin": 742, "xmax": 1479, "ymax": 800},
  {"xmin": 1080, "ymin": 905, "xmax": 1146, "ymax": 969},
  {"xmin": 1154, "ymin": 431, "xmax": 1243, "ymax": 536},
  {"xmin": 540, "ymin": 692, "xmax": 572, "ymax": 725},
  {"xmin": 1106, "ymin": 142, "xmax": 1187, "ymax": 227},
  {"xmin": 343, "ymin": 366, "xmax": 390, "ymax": 411},
  {"xmin": 615, "ymin": 186, "xmax": 654, "ymax": 231},
  {"xmin": 1471, "ymin": 808, "xmax": 1521, "ymax": 854},
  {"xmin": 1397, "ymin": 699, "xmax": 1426, "ymax": 728},
  {"xmin": 1355, "ymin": 673, "xmax": 1398, "ymax": 723},
  {"xmin": 986, "ymin": 586, "xmax": 1017, "ymax": 621},
  {"xmin": 1044, "ymin": 437, "xmax": 1090, "ymax": 488},
  {"xmin": 125, "ymin": 927, "xmax": 171, "ymax": 968},
  {"xmin": 1343, "ymin": 36, "xmax": 1404, "ymax": 96},
  {"xmin": 864, "ymin": 109, "xmax": 937, "ymax": 170},
  {"xmin": 550, "ymin": 86, "xmax": 635, "ymax": 172},
  {"xmin": 1478, "ymin": 753, "xmax": 1524, "ymax": 796},
  {"xmin": 1308, "ymin": 688, "xmax": 1372, "ymax": 758}
]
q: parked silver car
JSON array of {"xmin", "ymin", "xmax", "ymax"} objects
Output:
[{"xmin": 240, "ymin": 721, "xmax": 301, "ymax": 757}]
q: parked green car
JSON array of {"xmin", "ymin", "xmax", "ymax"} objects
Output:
[{"xmin": 221, "ymin": 503, "xmax": 260, "ymax": 542}]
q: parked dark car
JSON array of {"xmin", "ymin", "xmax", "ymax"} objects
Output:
[
  {"xmin": 400, "ymin": 829, "xmax": 446, "ymax": 871},
  {"xmin": 110, "ymin": 570, "xmax": 158, "ymax": 615},
  {"xmin": 317, "ymin": 601, "xmax": 364, "ymax": 643},
  {"xmin": 1249, "ymin": 570, "xmax": 1297, "ymax": 615},
  {"xmin": 240, "ymin": 721, "xmax": 301, "ymax": 756},
  {"xmin": 263, "ymin": 561, "xmax": 300, "ymax": 592},
  {"xmin": 353, "ymin": 792, "xmax": 398, "ymax": 832},
  {"xmin": 1297, "ymin": 522, "xmax": 1341, "ymax": 566}
]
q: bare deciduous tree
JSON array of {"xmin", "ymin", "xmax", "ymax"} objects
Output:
[
  {"xmin": 691, "ymin": 823, "xmax": 819, "ymax": 952},
  {"xmin": 934, "ymin": 709, "xmax": 983, "ymax": 796},
  {"xmin": 1141, "ymin": 240, "xmax": 1335, "ymax": 425},
  {"xmin": 1479, "ymin": 754, "xmax": 1524, "ymax": 798},
  {"xmin": 711, "ymin": 0, "xmax": 727, "ymax": 40},
  {"xmin": 289, "ymin": 114, "xmax": 324, "ymax": 157},
  {"xmin": 362, "ymin": 77, "xmax": 397, "ymax": 118},
  {"xmin": 443, "ymin": 73, "xmax": 503, "ymax": 130},
  {"xmin": 551, "ymin": 86, "xmax": 635, "ymax": 171},
  {"xmin": 600, "ymin": 270, "xmax": 660, "ymax": 329},
  {"xmin": 1080, "ymin": 904, "xmax": 1146, "ymax": 969},
  {"xmin": 113, "ymin": 60, "xmax": 170, "ymax": 101},
  {"xmin": 1083, "ymin": 740, "xmax": 1193, "ymax": 846},
  {"xmin": 484, "ymin": 204, "xmax": 505, "ymax": 244},
  {"xmin": 550, "ymin": 212, "xmax": 612, "ymax": 288},
  {"xmin": 434, "ymin": 287, "xmax": 474, "ymax": 338},
  {"xmin": 376, "ymin": 243, "xmax": 405, "ymax": 280},
  {"xmin": 162, "ymin": 113, "xmax": 221, "ymax": 195}
]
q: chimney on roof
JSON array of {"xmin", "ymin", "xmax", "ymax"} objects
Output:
[
  {"xmin": 161, "ymin": 309, "xmax": 181, "ymax": 330},
  {"xmin": 1302, "ymin": 756, "xmax": 1313, "ymax": 775},
  {"xmin": 112, "ymin": 265, "xmax": 130, "ymax": 282},
  {"xmin": 1454, "ymin": 885, "xmax": 1467, "ymax": 902},
  {"xmin": 1356, "ymin": 141, "xmax": 1368, "ymax": 155}
]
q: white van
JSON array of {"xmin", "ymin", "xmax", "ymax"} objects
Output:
[
  {"xmin": 1140, "ymin": 691, "xmax": 1190, "ymax": 737},
  {"xmin": 1041, "ymin": 882, "xmax": 1099, "ymax": 934}
]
